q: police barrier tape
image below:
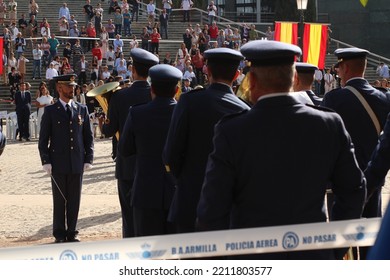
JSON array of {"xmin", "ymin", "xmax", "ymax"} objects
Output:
[{"xmin": 0, "ymin": 218, "xmax": 381, "ymax": 260}]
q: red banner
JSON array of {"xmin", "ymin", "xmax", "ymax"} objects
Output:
[{"xmin": 302, "ymin": 24, "xmax": 328, "ymax": 69}]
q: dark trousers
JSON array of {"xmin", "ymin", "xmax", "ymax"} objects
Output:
[
  {"xmin": 118, "ymin": 179, "xmax": 135, "ymax": 237},
  {"xmin": 131, "ymin": 7, "xmax": 139, "ymax": 22},
  {"xmin": 16, "ymin": 110, "xmax": 30, "ymax": 139},
  {"xmin": 183, "ymin": 10, "xmax": 190, "ymax": 22},
  {"xmin": 133, "ymin": 207, "xmax": 174, "ymax": 237},
  {"xmin": 51, "ymin": 173, "xmax": 83, "ymax": 240},
  {"xmin": 78, "ymin": 71, "xmax": 87, "ymax": 86}
]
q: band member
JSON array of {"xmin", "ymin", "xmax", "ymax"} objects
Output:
[
  {"xmin": 102, "ymin": 48, "xmax": 159, "ymax": 238},
  {"xmin": 38, "ymin": 74, "xmax": 94, "ymax": 243},
  {"xmin": 163, "ymin": 48, "xmax": 251, "ymax": 233},
  {"xmin": 196, "ymin": 40, "xmax": 366, "ymax": 259},
  {"xmin": 118, "ymin": 64, "xmax": 182, "ymax": 236},
  {"xmin": 294, "ymin": 62, "xmax": 323, "ymax": 105}
]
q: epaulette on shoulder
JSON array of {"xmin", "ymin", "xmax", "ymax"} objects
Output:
[
  {"xmin": 219, "ymin": 109, "xmax": 249, "ymax": 123},
  {"xmin": 306, "ymin": 104, "xmax": 336, "ymax": 113}
]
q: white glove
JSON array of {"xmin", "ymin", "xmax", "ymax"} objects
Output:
[
  {"xmin": 84, "ymin": 163, "xmax": 93, "ymax": 171},
  {"xmin": 42, "ymin": 164, "xmax": 52, "ymax": 175}
]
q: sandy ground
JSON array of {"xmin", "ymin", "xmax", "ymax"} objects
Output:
[
  {"xmin": 0, "ymin": 134, "xmax": 389, "ymax": 250},
  {"xmin": 0, "ymin": 137, "xmax": 122, "ymax": 248}
]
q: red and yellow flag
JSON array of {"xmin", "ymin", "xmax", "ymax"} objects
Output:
[
  {"xmin": 0, "ymin": 37, "xmax": 3, "ymax": 75},
  {"xmin": 274, "ymin": 22, "xmax": 298, "ymax": 45},
  {"xmin": 302, "ymin": 23, "xmax": 328, "ymax": 69}
]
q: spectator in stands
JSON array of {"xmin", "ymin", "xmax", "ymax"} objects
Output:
[
  {"xmin": 59, "ymin": 3, "xmax": 70, "ymax": 21},
  {"xmin": 101, "ymin": 65, "xmax": 111, "ymax": 81},
  {"xmin": 79, "ymin": 25, "xmax": 88, "ymax": 51},
  {"xmin": 17, "ymin": 53, "xmax": 29, "ymax": 82},
  {"xmin": 68, "ymin": 23, "xmax": 80, "ymax": 47},
  {"xmin": 163, "ymin": 52, "xmax": 174, "ymax": 65},
  {"xmin": 109, "ymin": 0, "xmax": 119, "ymax": 14},
  {"xmin": 51, "ymin": 55, "xmax": 61, "ymax": 73},
  {"xmin": 68, "ymin": 14, "xmax": 77, "ymax": 30},
  {"xmin": 162, "ymin": 0, "xmax": 172, "ymax": 15},
  {"xmin": 83, "ymin": 0, "xmax": 94, "ymax": 27},
  {"xmin": 181, "ymin": 0, "xmax": 192, "ymax": 22},
  {"xmin": 183, "ymin": 65, "xmax": 196, "ymax": 86},
  {"xmin": 147, "ymin": 0, "xmax": 156, "ymax": 26},
  {"xmin": 116, "ymin": 59, "xmax": 127, "ymax": 80},
  {"xmin": 140, "ymin": 26, "xmax": 150, "ymax": 51},
  {"xmin": 113, "ymin": 8, "xmax": 123, "ymax": 36},
  {"xmin": 100, "ymin": 26, "xmax": 109, "ymax": 57},
  {"xmin": 45, "ymin": 62, "xmax": 58, "ymax": 95},
  {"xmin": 71, "ymin": 39, "xmax": 84, "ymax": 69},
  {"xmin": 29, "ymin": 0, "xmax": 39, "ymax": 18},
  {"xmin": 191, "ymin": 49, "xmax": 204, "ymax": 85},
  {"xmin": 41, "ymin": 20, "xmax": 51, "ymax": 38},
  {"xmin": 208, "ymin": 21, "xmax": 218, "ymax": 41},
  {"xmin": 8, "ymin": 0, "xmax": 17, "ymax": 23},
  {"xmin": 92, "ymin": 42, "xmax": 103, "ymax": 68},
  {"xmin": 216, "ymin": 29, "xmax": 225, "ymax": 47},
  {"xmin": 106, "ymin": 18, "xmax": 115, "ymax": 39},
  {"xmin": 35, "ymin": 81, "xmax": 53, "ymax": 134},
  {"xmin": 27, "ymin": 14, "xmax": 39, "ymax": 41},
  {"xmin": 314, "ymin": 68, "xmax": 323, "ymax": 96},
  {"xmin": 86, "ymin": 22, "xmax": 96, "ymax": 51},
  {"xmin": 207, "ymin": 1, "xmax": 217, "ymax": 24},
  {"xmin": 14, "ymin": 32, "xmax": 25, "ymax": 59},
  {"xmin": 159, "ymin": 8, "xmax": 169, "ymax": 39},
  {"xmin": 18, "ymin": 13, "xmax": 27, "ymax": 37},
  {"xmin": 8, "ymin": 66, "xmax": 20, "ymax": 101},
  {"xmin": 150, "ymin": 27, "xmax": 161, "ymax": 55},
  {"xmin": 131, "ymin": 0, "xmax": 139, "ymax": 22},
  {"xmin": 105, "ymin": 45, "xmax": 116, "ymax": 72},
  {"xmin": 232, "ymin": 28, "xmax": 241, "ymax": 48},
  {"xmin": 127, "ymin": 34, "xmax": 137, "ymax": 51},
  {"xmin": 3, "ymin": 28, "xmax": 11, "ymax": 58},
  {"xmin": 60, "ymin": 57, "xmax": 72, "ymax": 75},
  {"xmin": 265, "ymin": 25, "xmax": 274, "ymax": 40},
  {"xmin": 248, "ymin": 24, "xmax": 258, "ymax": 41},
  {"xmin": 123, "ymin": 8, "xmax": 131, "ymax": 38},
  {"xmin": 40, "ymin": 36, "xmax": 50, "ymax": 68},
  {"xmin": 0, "ymin": 0, "xmax": 6, "ymax": 26},
  {"xmin": 62, "ymin": 42, "xmax": 72, "ymax": 61},
  {"xmin": 76, "ymin": 54, "xmax": 89, "ymax": 86},
  {"xmin": 58, "ymin": 16, "xmax": 68, "ymax": 44},
  {"xmin": 73, "ymin": 84, "xmax": 86, "ymax": 104},
  {"xmin": 177, "ymin": 42, "xmax": 188, "ymax": 64},
  {"xmin": 121, "ymin": 0, "xmax": 129, "ymax": 11},
  {"xmin": 90, "ymin": 56, "xmax": 99, "ymax": 85},
  {"xmin": 198, "ymin": 31, "xmax": 208, "ymax": 54},
  {"xmin": 181, "ymin": 78, "xmax": 192, "ymax": 93},
  {"xmin": 48, "ymin": 33, "xmax": 59, "ymax": 64},
  {"xmin": 32, "ymin": 43, "xmax": 42, "ymax": 79},
  {"xmin": 376, "ymin": 62, "xmax": 390, "ymax": 79},
  {"xmin": 183, "ymin": 28, "xmax": 192, "ymax": 51},
  {"xmin": 241, "ymin": 23, "xmax": 250, "ymax": 41},
  {"xmin": 113, "ymin": 33, "xmax": 124, "ymax": 53},
  {"xmin": 94, "ymin": 3, "xmax": 103, "ymax": 37}
]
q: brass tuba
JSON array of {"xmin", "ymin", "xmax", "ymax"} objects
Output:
[{"xmin": 86, "ymin": 82, "xmax": 121, "ymax": 139}]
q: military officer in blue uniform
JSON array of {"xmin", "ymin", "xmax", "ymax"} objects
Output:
[
  {"xmin": 321, "ymin": 48, "xmax": 390, "ymax": 258},
  {"xmin": 196, "ymin": 40, "xmax": 366, "ymax": 259},
  {"xmin": 118, "ymin": 64, "xmax": 182, "ymax": 237},
  {"xmin": 294, "ymin": 62, "xmax": 323, "ymax": 105},
  {"xmin": 163, "ymin": 48, "xmax": 251, "ymax": 233},
  {"xmin": 102, "ymin": 48, "xmax": 159, "ymax": 238},
  {"xmin": 38, "ymin": 74, "xmax": 94, "ymax": 243}
]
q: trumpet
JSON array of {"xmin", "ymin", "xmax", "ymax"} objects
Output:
[{"xmin": 86, "ymin": 81, "xmax": 121, "ymax": 140}]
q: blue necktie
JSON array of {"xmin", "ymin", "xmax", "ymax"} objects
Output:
[{"xmin": 66, "ymin": 104, "xmax": 72, "ymax": 120}]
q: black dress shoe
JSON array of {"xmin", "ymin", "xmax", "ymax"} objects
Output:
[
  {"xmin": 25, "ymin": 138, "xmax": 31, "ymax": 141},
  {"xmin": 67, "ymin": 237, "xmax": 80, "ymax": 242},
  {"xmin": 55, "ymin": 238, "xmax": 66, "ymax": 243}
]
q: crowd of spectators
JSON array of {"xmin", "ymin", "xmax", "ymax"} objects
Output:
[{"xmin": 0, "ymin": 0, "xmax": 262, "ymax": 117}]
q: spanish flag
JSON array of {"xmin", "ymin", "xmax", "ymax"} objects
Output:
[
  {"xmin": 360, "ymin": 0, "xmax": 368, "ymax": 7},
  {"xmin": 274, "ymin": 22, "xmax": 298, "ymax": 45},
  {"xmin": 302, "ymin": 23, "xmax": 328, "ymax": 69}
]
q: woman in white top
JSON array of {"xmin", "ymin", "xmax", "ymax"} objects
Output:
[
  {"xmin": 100, "ymin": 26, "xmax": 109, "ymax": 58},
  {"xmin": 7, "ymin": 52, "xmax": 16, "ymax": 74},
  {"xmin": 36, "ymin": 81, "xmax": 53, "ymax": 134}
]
